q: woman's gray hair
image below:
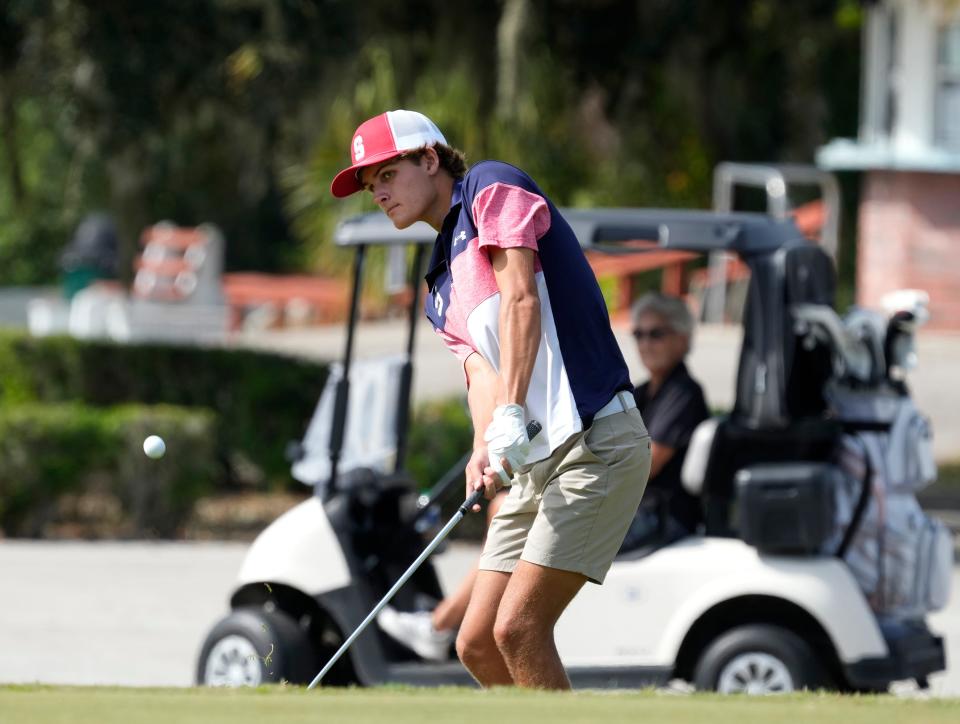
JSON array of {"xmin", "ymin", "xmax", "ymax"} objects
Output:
[{"xmin": 630, "ymin": 292, "xmax": 696, "ymax": 337}]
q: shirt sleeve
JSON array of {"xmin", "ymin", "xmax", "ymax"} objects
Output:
[
  {"xmin": 471, "ymin": 182, "xmax": 551, "ymax": 252},
  {"xmin": 644, "ymin": 383, "xmax": 709, "ymax": 450}
]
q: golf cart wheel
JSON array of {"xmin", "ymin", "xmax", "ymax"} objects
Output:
[
  {"xmin": 693, "ymin": 624, "xmax": 829, "ymax": 694},
  {"xmin": 197, "ymin": 607, "xmax": 317, "ymax": 687}
]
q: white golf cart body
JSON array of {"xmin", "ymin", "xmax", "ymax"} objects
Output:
[
  {"xmin": 557, "ymin": 540, "xmax": 885, "ymax": 667},
  {"xmin": 237, "ymin": 498, "xmax": 888, "ymax": 684},
  {"xmin": 198, "ymin": 208, "xmax": 947, "ymax": 692}
]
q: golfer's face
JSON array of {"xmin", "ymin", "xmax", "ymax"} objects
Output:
[{"xmin": 360, "ymin": 157, "xmax": 433, "ymax": 230}]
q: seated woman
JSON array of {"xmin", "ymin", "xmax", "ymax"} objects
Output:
[{"xmin": 619, "ymin": 292, "xmax": 710, "ymax": 552}]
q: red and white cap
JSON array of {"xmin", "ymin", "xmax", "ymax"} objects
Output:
[{"xmin": 330, "ymin": 110, "xmax": 447, "ymax": 198}]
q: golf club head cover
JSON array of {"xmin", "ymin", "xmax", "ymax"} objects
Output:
[{"xmin": 484, "ymin": 403, "xmax": 530, "ymax": 486}]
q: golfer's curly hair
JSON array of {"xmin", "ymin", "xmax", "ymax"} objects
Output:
[{"xmin": 407, "ymin": 143, "xmax": 467, "ymax": 180}]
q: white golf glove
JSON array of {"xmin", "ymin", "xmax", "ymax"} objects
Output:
[{"xmin": 484, "ymin": 404, "xmax": 530, "ymax": 486}]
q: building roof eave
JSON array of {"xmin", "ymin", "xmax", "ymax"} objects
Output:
[{"xmin": 816, "ymin": 138, "xmax": 960, "ymax": 173}]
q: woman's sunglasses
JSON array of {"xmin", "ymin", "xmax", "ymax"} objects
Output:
[{"xmin": 632, "ymin": 326, "xmax": 672, "ymax": 342}]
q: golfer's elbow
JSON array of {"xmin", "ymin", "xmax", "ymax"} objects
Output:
[{"xmin": 502, "ymin": 290, "xmax": 540, "ymax": 321}]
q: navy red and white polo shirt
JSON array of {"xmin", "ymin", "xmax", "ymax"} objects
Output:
[{"xmin": 424, "ymin": 160, "xmax": 631, "ymax": 463}]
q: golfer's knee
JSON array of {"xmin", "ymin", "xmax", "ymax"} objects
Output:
[
  {"xmin": 493, "ymin": 614, "xmax": 538, "ymax": 658},
  {"xmin": 456, "ymin": 628, "xmax": 495, "ymax": 668}
]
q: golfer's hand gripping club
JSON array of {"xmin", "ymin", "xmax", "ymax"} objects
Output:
[
  {"xmin": 484, "ymin": 404, "xmax": 531, "ymax": 488},
  {"xmin": 307, "ymin": 419, "xmax": 541, "ymax": 689},
  {"xmin": 468, "ymin": 418, "xmax": 541, "ymax": 506}
]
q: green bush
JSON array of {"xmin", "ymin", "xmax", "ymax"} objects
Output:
[
  {"xmin": 0, "ymin": 331, "xmax": 327, "ymax": 488},
  {"xmin": 406, "ymin": 396, "xmax": 473, "ymax": 492},
  {"xmin": 405, "ymin": 396, "xmax": 498, "ymax": 540},
  {"xmin": 103, "ymin": 405, "xmax": 218, "ymax": 537},
  {"xmin": 0, "ymin": 404, "xmax": 109, "ymax": 536},
  {"xmin": 0, "ymin": 403, "xmax": 217, "ymax": 538}
]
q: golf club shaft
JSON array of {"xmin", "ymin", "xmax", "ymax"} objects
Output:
[
  {"xmin": 307, "ymin": 489, "xmax": 482, "ymax": 688},
  {"xmin": 308, "ymin": 419, "xmax": 541, "ymax": 689}
]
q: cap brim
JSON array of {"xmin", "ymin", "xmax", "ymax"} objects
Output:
[{"xmin": 330, "ymin": 149, "xmax": 406, "ymax": 198}]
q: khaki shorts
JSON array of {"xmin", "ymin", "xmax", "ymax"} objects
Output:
[{"xmin": 478, "ymin": 404, "xmax": 651, "ymax": 584}]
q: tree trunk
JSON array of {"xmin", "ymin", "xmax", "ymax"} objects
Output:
[
  {"xmin": 106, "ymin": 144, "xmax": 152, "ymax": 287},
  {"xmin": 0, "ymin": 80, "xmax": 25, "ymax": 210},
  {"xmin": 496, "ymin": 0, "xmax": 531, "ymax": 121}
]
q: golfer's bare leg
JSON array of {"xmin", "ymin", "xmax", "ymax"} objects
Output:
[
  {"xmin": 455, "ymin": 569, "xmax": 513, "ymax": 686},
  {"xmin": 493, "ymin": 560, "xmax": 586, "ymax": 689},
  {"xmin": 433, "ymin": 492, "xmax": 506, "ymax": 631}
]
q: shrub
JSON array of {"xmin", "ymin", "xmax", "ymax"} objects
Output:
[
  {"xmin": 0, "ymin": 404, "xmax": 109, "ymax": 536},
  {"xmin": 0, "ymin": 331, "xmax": 327, "ymax": 488},
  {"xmin": 406, "ymin": 396, "xmax": 473, "ymax": 492},
  {"xmin": 404, "ymin": 396, "xmax": 498, "ymax": 540},
  {"xmin": 0, "ymin": 403, "xmax": 217, "ymax": 538},
  {"xmin": 103, "ymin": 405, "xmax": 218, "ymax": 537}
]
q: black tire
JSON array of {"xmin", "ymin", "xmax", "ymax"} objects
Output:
[
  {"xmin": 693, "ymin": 624, "xmax": 831, "ymax": 694},
  {"xmin": 196, "ymin": 607, "xmax": 317, "ymax": 687}
]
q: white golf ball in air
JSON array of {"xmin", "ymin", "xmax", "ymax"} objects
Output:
[{"xmin": 143, "ymin": 435, "xmax": 166, "ymax": 459}]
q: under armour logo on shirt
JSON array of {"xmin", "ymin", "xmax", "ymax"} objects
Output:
[{"xmin": 454, "ymin": 230, "xmax": 467, "ymax": 245}]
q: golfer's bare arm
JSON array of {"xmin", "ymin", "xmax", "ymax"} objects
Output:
[
  {"xmin": 489, "ymin": 246, "xmax": 540, "ymax": 406},
  {"xmin": 462, "ymin": 247, "xmax": 540, "ymax": 506},
  {"xmin": 465, "ymin": 353, "xmax": 501, "ymax": 451},
  {"xmin": 464, "ymin": 353, "xmax": 501, "ymax": 507}
]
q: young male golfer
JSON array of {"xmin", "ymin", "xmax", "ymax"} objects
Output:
[{"xmin": 331, "ymin": 110, "xmax": 651, "ymax": 689}]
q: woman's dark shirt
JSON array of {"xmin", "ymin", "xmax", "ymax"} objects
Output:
[{"xmin": 633, "ymin": 361, "xmax": 710, "ymax": 531}]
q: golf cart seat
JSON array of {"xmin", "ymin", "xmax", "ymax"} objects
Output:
[
  {"xmin": 681, "ymin": 240, "xmax": 842, "ymax": 536},
  {"xmin": 682, "ymin": 414, "xmax": 841, "ymax": 537}
]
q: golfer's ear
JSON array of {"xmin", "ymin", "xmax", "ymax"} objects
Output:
[{"xmin": 423, "ymin": 147, "xmax": 440, "ymax": 175}]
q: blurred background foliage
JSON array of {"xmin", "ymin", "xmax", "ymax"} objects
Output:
[
  {"xmin": 0, "ymin": 329, "xmax": 328, "ymax": 489},
  {"xmin": 0, "ymin": 329, "xmax": 497, "ymax": 539},
  {"xmin": 0, "ymin": 0, "xmax": 863, "ymax": 286},
  {"xmin": 0, "ymin": 402, "xmax": 218, "ymax": 537}
]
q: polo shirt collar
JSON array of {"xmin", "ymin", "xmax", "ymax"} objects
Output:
[
  {"xmin": 440, "ymin": 180, "xmax": 463, "ymax": 232},
  {"xmin": 450, "ymin": 179, "xmax": 463, "ymax": 211}
]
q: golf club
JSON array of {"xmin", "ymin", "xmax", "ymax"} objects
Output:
[{"xmin": 307, "ymin": 419, "xmax": 542, "ymax": 689}]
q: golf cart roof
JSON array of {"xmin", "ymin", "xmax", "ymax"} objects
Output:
[
  {"xmin": 563, "ymin": 208, "xmax": 803, "ymax": 256},
  {"xmin": 334, "ymin": 208, "xmax": 804, "ymax": 255},
  {"xmin": 334, "ymin": 214, "xmax": 436, "ymax": 247}
]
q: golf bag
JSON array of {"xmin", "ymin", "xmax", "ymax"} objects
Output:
[
  {"xmin": 828, "ymin": 378, "xmax": 953, "ymax": 620},
  {"xmin": 791, "ymin": 290, "xmax": 952, "ymax": 619}
]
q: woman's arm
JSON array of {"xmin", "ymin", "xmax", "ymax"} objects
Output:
[{"xmin": 649, "ymin": 442, "xmax": 676, "ymax": 480}]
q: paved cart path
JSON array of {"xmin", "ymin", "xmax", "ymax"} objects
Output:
[
  {"xmin": 1, "ymin": 540, "xmax": 957, "ymax": 696},
  {"xmin": 0, "ymin": 540, "xmax": 477, "ymax": 688}
]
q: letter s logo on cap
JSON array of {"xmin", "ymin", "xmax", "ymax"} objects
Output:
[{"xmin": 353, "ymin": 135, "xmax": 365, "ymax": 161}]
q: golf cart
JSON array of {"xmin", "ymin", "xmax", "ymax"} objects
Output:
[{"xmin": 196, "ymin": 208, "xmax": 949, "ymax": 693}]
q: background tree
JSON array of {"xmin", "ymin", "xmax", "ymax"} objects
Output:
[{"xmin": 0, "ymin": 1, "xmax": 862, "ymax": 289}]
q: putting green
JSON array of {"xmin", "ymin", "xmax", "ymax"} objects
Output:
[{"xmin": 3, "ymin": 685, "xmax": 959, "ymax": 724}]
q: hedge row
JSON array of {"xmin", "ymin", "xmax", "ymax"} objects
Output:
[
  {"xmin": 0, "ymin": 403, "xmax": 216, "ymax": 537},
  {"xmin": 405, "ymin": 396, "xmax": 473, "ymax": 492},
  {"xmin": 0, "ymin": 331, "xmax": 328, "ymax": 488},
  {"xmin": 0, "ymin": 331, "xmax": 482, "ymax": 538}
]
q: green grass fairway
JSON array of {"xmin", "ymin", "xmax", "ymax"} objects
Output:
[{"xmin": 3, "ymin": 685, "xmax": 960, "ymax": 724}]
